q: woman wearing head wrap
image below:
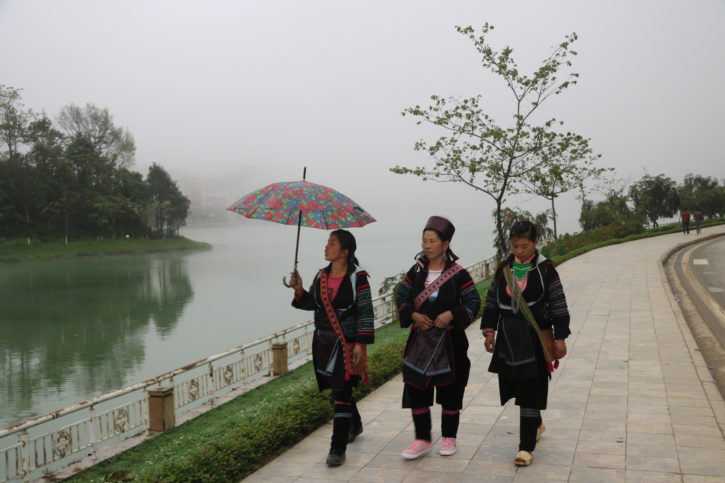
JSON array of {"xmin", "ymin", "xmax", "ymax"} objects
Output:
[
  {"xmin": 395, "ymin": 216, "xmax": 481, "ymax": 459},
  {"xmin": 288, "ymin": 229, "xmax": 374, "ymax": 466},
  {"xmin": 481, "ymin": 220, "xmax": 570, "ymax": 466}
]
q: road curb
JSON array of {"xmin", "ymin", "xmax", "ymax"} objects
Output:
[{"xmin": 659, "ymin": 230, "xmax": 725, "ymax": 436}]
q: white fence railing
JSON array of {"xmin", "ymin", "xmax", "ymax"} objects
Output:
[{"xmin": 0, "ymin": 256, "xmax": 497, "ymax": 482}]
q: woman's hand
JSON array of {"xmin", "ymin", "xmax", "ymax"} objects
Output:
[
  {"xmin": 412, "ymin": 312, "xmax": 434, "ymax": 331},
  {"xmin": 555, "ymin": 339, "xmax": 567, "ymax": 359},
  {"xmin": 433, "ymin": 311, "xmax": 454, "ymax": 329},
  {"xmin": 289, "ymin": 271, "xmax": 303, "ymax": 296},
  {"xmin": 484, "ymin": 333, "xmax": 495, "ymax": 353},
  {"xmin": 352, "ymin": 344, "xmax": 364, "ymax": 366}
]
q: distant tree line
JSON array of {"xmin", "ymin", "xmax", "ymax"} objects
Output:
[
  {"xmin": 580, "ymin": 172, "xmax": 725, "ymax": 231},
  {"xmin": 0, "ymin": 85, "xmax": 190, "ymax": 243}
]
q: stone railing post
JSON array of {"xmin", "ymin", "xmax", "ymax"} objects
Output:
[
  {"xmin": 148, "ymin": 387, "xmax": 175, "ymax": 432},
  {"xmin": 21, "ymin": 430, "xmax": 30, "ymax": 482},
  {"xmin": 271, "ymin": 342, "xmax": 288, "ymax": 376}
]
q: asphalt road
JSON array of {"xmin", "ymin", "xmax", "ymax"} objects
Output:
[
  {"xmin": 691, "ymin": 235, "xmax": 725, "ymax": 314},
  {"xmin": 669, "ymin": 234, "xmax": 725, "ymax": 399}
]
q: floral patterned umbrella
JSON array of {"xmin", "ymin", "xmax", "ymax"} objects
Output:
[
  {"xmin": 227, "ymin": 174, "xmax": 376, "ymax": 285},
  {"xmin": 227, "ymin": 180, "xmax": 376, "ymax": 229}
]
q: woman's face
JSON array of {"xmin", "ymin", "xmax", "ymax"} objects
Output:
[
  {"xmin": 324, "ymin": 234, "xmax": 348, "ymax": 263},
  {"xmin": 422, "ymin": 229, "xmax": 449, "ymax": 262},
  {"xmin": 510, "ymin": 236, "xmax": 537, "ymax": 260}
]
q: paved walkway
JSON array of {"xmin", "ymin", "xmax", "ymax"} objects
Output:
[{"xmin": 245, "ymin": 227, "xmax": 725, "ymax": 482}]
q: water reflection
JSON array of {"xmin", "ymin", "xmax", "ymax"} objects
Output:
[{"xmin": 0, "ymin": 254, "xmax": 193, "ymax": 427}]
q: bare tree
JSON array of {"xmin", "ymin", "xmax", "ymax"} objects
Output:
[
  {"xmin": 57, "ymin": 103, "xmax": 135, "ymax": 168},
  {"xmin": 0, "ymin": 85, "xmax": 33, "ymax": 157}
]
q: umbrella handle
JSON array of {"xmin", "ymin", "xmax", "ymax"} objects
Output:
[{"xmin": 282, "ymin": 269, "xmax": 299, "ymax": 288}]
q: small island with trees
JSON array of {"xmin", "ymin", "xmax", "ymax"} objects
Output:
[{"xmin": 0, "ymin": 86, "xmax": 208, "ymax": 262}]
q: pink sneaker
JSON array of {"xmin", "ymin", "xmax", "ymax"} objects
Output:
[
  {"xmin": 401, "ymin": 439, "xmax": 432, "ymax": 460},
  {"xmin": 438, "ymin": 437, "xmax": 457, "ymax": 456}
]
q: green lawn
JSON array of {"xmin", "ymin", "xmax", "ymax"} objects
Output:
[{"xmin": 0, "ymin": 237, "xmax": 211, "ymax": 263}]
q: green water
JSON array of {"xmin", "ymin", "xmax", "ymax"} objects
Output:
[{"xmin": 0, "ymin": 254, "xmax": 194, "ymax": 428}]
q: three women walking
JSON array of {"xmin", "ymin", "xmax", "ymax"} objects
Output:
[{"xmin": 289, "ymin": 218, "xmax": 570, "ymax": 468}]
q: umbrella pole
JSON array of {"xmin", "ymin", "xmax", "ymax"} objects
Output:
[
  {"xmin": 283, "ymin": 213, "xmax": 303, "ymax": 288},
  {"xmin": 283, "ymin": 167, "xmax": 306, "ymax": 287},
  {"xmin": 293, "ymin": 166, "xmax": 307, "ymax": 272},
  {"xmin": 293, "ymin": 209, "xmax": 302, "ymax": 273}
]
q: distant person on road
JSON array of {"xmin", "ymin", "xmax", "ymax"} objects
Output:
[
  {"xmin": 395, "ymin": 216, "xmax": 481, "ymax": 460},
  {"xmin": 694, "ymin": 208, "xmax": 704, "ymax": 234},
  {"xmin": 481, "ymin": 220, "xmax": 571, "ymax": 467},
  {"xmin": 288, "ymin": 229, "xmax": 373, "ymax": 467},
  {"xmin": 681, "ymin": 208, "xmax": 691, "ymax": 234}
]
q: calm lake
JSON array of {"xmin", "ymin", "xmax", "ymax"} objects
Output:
[{"xmin": 0, "ymin": 221, "xmax": 493, "ymax": 429}]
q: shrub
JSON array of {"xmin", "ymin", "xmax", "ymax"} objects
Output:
[
  {"xmin": 147, "ymin": 338, "xmax": 409, "ymax": 481},
  {"xmin": 541, "ymin": 221, "xmax": 645, "ymax": 258}
]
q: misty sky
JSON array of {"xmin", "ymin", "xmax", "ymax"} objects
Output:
[{"xmin": 2, "ymin": 0, "xmax": 724, "ymax": 252}]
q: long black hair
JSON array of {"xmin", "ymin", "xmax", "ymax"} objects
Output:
[
  {"xmin": 509, "ymin": 220, "xmax": 538, "ymax": 242},
  {"xmin": 331, "ymin": 229, "xmax": 360, "ymax": 267}
]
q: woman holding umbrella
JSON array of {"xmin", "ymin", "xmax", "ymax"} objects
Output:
[
  {"xmin": 481, "ymin": 220, "xmax": 570, "ymax": 466},
  {"xmin": 395, "ymin": 216, "xmax": 481, "ymax": 459},
  {"xmin": 288, "ymin": 229, "xmax": 374, "ymax": 467}
]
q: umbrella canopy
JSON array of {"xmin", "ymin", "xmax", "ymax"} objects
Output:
[
  {"xmin": 227, "ymin": 177, "xmax": 376, "ymax": 286},
  {"xmin": 227, "ymin": 180, "xmax": 376, "ymax": 229}
]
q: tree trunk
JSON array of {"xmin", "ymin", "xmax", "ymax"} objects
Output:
[
  {"xmin": 24, "ymin": 202, "xmax": 31, "ymax": 246},
  {"xmin": 551, "ymin": 196, "xmax": 558, "ymax": 240},
  {"xmin": 495, "ymin": 199, "xmax": 506, "ymax": 258},
  {"xmin": 64, "ymin": 210, "xmax": 70, "ymax": 245}
]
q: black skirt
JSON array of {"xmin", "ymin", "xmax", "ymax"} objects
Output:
[
  {"xmin": 312, "ymin": 327, "xmax": 359, "ymax": 392},
  {"xmin": 488, "ymin": 315, "xmax": 549, "ymax": 409},
  {"xmin": 402, "ymin": 329, "xmax": 471, "ymax": 409}
]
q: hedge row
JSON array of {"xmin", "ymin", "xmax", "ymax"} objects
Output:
[
  {"xmin": 147, "ymin": 341, "xmax": 407, "ymax": 482},
  {"xmin": 541, "ymin": 221, "xmax": 645, "ymax": 257},
  {"xmin": 547, "ymin": 218, "xmax": 725, "ymax": 266},
  {"xmin": 68, "ymin": 335, "xmax": 409, "ymax": 482}
]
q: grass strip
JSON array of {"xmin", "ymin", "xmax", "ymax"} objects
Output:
[{"xmin": 0, "ymin": 237, "xmax": 211, "ymax": 263}]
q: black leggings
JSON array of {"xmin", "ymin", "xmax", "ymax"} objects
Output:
[
  {"xmin": 330, "ymin": 381, "xmax": 361, "ymax": 450},
  {"xmin": 404, "ymin": 383, "xmax": 465, "ymax": 440},
  {"xmin": 520, "ymin": 407, "xmax": 542, "ymax": 452}
]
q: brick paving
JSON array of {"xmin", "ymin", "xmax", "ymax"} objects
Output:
[{"xmin": 244, "ymin": 226, "xmax": 725, "ymax": 482}]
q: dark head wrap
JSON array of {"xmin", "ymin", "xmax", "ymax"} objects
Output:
[{"xmin": 424, "ymin": 216, "xmax": 455, "ymax": 242}]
